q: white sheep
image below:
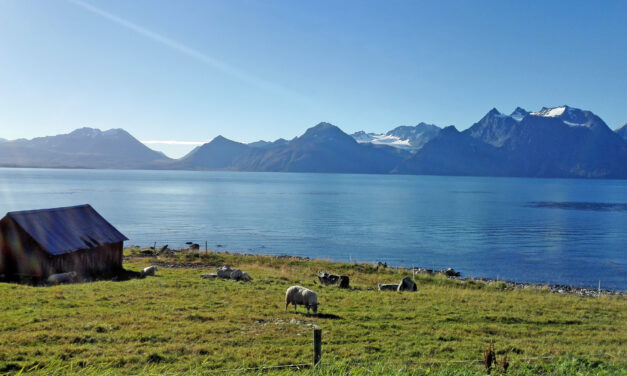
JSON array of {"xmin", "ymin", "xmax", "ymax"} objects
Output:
[
  {"xmin": 47, "ymin": 271, "xmax": 78, "ymax": 284},
  {"xmin": 141, "ymin": 265, "xmax": 158, "ymax": 277},
  {"xmin": 285, "ymin": 286, "xmax": 318, "ymax": 314}
]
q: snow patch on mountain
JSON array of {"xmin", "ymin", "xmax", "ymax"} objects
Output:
[
  {"xmin": 531, "ymin": 106, "xmax": 566, "ymax": 117},
  {"xmin": 351, "ymin": 131, "xmax": 413, "ymax": 149},
  {"xmin": 351, "ymin": 123, "xmax": 441, "ymax": 151}
]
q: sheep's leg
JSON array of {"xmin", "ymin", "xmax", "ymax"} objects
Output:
[{"xmin": 285, "ymin": 302, "xmax": 289, "ymax": 311}]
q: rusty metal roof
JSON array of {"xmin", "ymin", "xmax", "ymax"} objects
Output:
[{"xmin": 6, "ymin": 204, "xmax": 128, "ymax": 255}]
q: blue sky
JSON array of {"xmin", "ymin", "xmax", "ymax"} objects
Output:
[{"xmin": 1, "ymin": 0, "xmax": 626, "ymax": 157}]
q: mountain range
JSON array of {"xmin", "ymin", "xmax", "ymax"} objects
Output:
[{"xmin": 1, "ymin": 105, "xmax": 626, "ymax": 178}]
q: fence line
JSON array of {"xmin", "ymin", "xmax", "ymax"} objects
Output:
[{"xmin": 202, "ymin": 353, "xmax": 614, "ymax": 374}]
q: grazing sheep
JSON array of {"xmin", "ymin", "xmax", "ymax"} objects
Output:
[
  {"xmin": 338, "ymin": 275, "xmax": 350, "ymax": 289},
  {"xmin": 285, "ymin": 286, "xmax": 318, "ymax": 314},
  {"xmin": 397, "ymin": 277, "xmax": 417, "ymax": 292},
  {"xmin": 216, "ymin": 266, "xmax": 252, "ymax": 281},
  {"xmin": 47, "ymin": 271, "xmax": 78, "ymax": 284},
  {"xmin": 217, "ymin": 266, "xmax": 233, "ymax": 278},
  {"xmin": 229, "ymin": 268, "xmax": 243, "ymax": 280},
  {"xmin": 141, "ymin": 265, "xmax": 158, "ymax": 277},
  {"xmin": 378, "ymin": 283, "xmax": 399, "ymax": 291},
  {"xmin": 317, "ymin": 271, "xmax": 340, "ymax": 286},
  {"xmin": 318, "ymin": 271, "xmax": 349, "ymax": 288}
]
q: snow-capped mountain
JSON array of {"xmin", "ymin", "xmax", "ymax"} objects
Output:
[
  {"xmin": 351, "ymin": 131, "xmax": 414, "ymax": 150},
  {"xmin": 351, "ymin": 123, "xmax": 441, "ymax": 151},
  {"xmin": 460, "ymin": 105, "xmax": 627, "ymax": 178},
  {"xmin": 178, "ymin": 122, "xmax": 408, "ymax": 173},
  {"xmin": 529, "ymin": 105, "xmax": 606, "ymax": 129}
]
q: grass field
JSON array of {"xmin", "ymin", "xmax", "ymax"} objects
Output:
[{"xmin": 0, "ymin": 250, "xmax": 625, "ymax": 375}]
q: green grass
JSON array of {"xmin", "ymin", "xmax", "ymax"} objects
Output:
[{"xmin": 0, "ymin": 250, "xmax": 625, "ymax": 375}]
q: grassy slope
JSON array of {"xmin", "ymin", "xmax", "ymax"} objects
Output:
[{"xmin": 0, "ymin": 251, "xmax": 625, "ymax": 375}]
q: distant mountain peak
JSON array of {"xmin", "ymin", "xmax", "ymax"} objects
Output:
[
  {"xmin": 529, "ymin": 105, "xmax": 609, "ymax": 129},
  {"xmin": 510, "ymin": 107, "xmax": 530, "ymax": 121},
  {"xmin": 312, "ymin": 122, "xmax": 337, "ymax": 130},
  {"xmin": 301, "ymin": 122, "xmax": 347, "ymax": 141},
  {"xmin": 208, "ymin": 135, "xmax": 244, "ymax": 146},
  {"xmin": 67, "ymin": 127, "xmax": 131, "ymax": 139},
  {"xmin": 478, "ymin": 108, "xmax": 508, "ymax": 122},
  {"xmin": 69, "ymin": 127, "xmax": 102, "ymax": 137},
  {"xmin": 248, "ymin": 138, "xmax": 290, "ymax": 149},
  {"xmin": 440, "ymin": 125, "xmax": 460, "ymax": 134},
  {"xmin": 0, "ymin": 127, "xmax": 170, "ymax": 168},
  {"xmin": 487, "ymin": 108, "xmax": 502, "ymax": 116}
]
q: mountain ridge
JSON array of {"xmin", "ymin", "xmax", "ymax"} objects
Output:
[
  {"xmin": 2, "ymin": 105, "xmax": 626, "ymax": 178},
  {"xmin": 0, "ymin": 127, "xmax": 170, "ymax": 169}
]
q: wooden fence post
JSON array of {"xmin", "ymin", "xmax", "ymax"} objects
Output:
[{"xmin": 313, "ymin": 328, "xmax": 322, "ymax": 366}]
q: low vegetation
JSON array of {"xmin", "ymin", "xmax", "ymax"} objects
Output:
[{"xmin": 0, "ymin": 249, "xmax": 625, "ymax": 375}]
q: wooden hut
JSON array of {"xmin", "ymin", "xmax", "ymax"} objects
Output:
[{"xmin": 0, "ymin": 204, "xmax": 128, "ymax": 280}]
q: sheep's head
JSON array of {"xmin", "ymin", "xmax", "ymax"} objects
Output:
[{"xmin": 311, "ymin": 304, "xmax": 318, "ymax": 314}]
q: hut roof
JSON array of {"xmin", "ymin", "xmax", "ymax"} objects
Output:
[{"xmin": 5, "ymin": 204, "xmax": 128, "ymax": 255}]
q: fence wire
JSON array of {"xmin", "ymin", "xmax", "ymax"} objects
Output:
[{"xmin": 201, "ymin": 353, "xmax": 614, "ymax": 374}]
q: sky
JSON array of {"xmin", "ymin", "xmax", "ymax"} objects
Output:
[{"xmin": 1, "ymin": 0, "xmax": 626, "ymax": 158}]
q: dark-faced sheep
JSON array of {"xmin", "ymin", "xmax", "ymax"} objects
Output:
[{"xmin": 285, "ymin": 286, "xmax": 318, "ymax": 314}]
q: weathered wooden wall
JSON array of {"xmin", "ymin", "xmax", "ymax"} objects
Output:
[
  {"xmin": 49, "ymin": 242, "xmax": 123, "ymax": 276},
  {"xmin": 1, "ymin": 216, "xmax": 123, "ymax": 280}
]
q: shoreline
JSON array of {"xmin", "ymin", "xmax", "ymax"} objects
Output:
[{"xmin": 126, "ymin": 247, "xmax": 627, "ymax": 296}]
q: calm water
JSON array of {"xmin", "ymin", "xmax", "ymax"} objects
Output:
[{"xmin": 1, "ymin": 168, "xmax": 625, "ymax": 290}]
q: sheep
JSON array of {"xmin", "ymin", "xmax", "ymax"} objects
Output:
[
  {"xmin": 217, "ymin": 266, "xmax": 233, "ymax": 279},
  {"xmin": 317, "ymin": 271, "xmax": 340, "ymax": 286},
  {"xmin": 216, "ymin": 266, "xmax": 252, "ymax": 281},
  {"xmin": 397, "ymin": 277, "xmax": 417, "ymax": 292},
  {"xmin": 285, "ymin": 286, "xmax": 318, "ymax": 315},
  {"xmin": 141, "ymin": 265, "xmax": 158, "ymax": 277},
  {"xmin": 318, "ymin": 271, "xmax": 349, "ymax": 288},
  {"xmin": 378, "ymin": 283, "xmax": 399, "ymax": 291},
  {"xmin": 47, "ymin": 271, "xmax": 78, "ymax": 284}
]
